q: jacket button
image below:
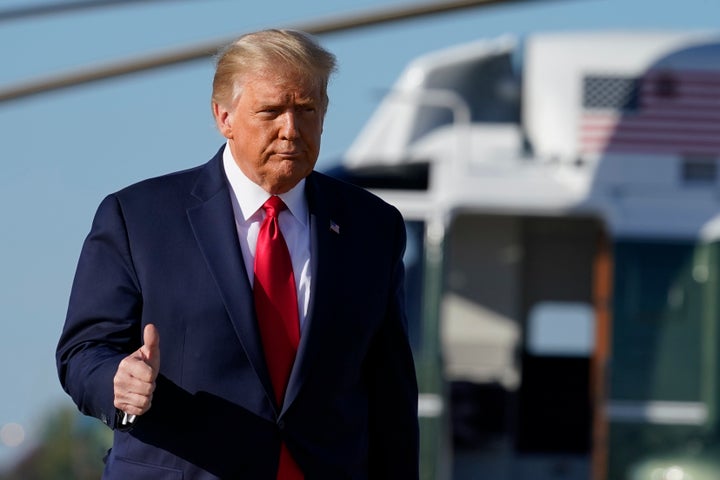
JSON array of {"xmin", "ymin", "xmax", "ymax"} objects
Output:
[{"xmin": 277, "ymin": 420, "xmax": 285, "ymax": 430}]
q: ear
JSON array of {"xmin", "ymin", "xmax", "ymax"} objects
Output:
[{"xmin": 212, "ymin": 102, "xmax": 233, "ymax": 139}]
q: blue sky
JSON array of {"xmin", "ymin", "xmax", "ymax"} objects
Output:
[{"xmin": 1, "ymin": 0, "xmax": 719, "ymax": 468}]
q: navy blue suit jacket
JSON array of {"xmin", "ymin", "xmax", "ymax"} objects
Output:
[{"xmin": 56, "ymin": 147, "xmax": 419, "ymax": 479}]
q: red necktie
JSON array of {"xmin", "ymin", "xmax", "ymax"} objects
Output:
[{"xmin": 253, "ymin": 196, "xmax": 303, "ymax": 480}]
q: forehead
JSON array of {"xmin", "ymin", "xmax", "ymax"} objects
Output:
[{"xmin": 240, "ymin": 68, "xmax": 322, "ymax": 103}]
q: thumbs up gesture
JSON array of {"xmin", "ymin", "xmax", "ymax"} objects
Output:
[{"xmin": 114, "ymin": 324, "xmax": 161, "ymax": 418}]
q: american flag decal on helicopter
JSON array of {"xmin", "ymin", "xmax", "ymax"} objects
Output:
[{"xmin": 579, "ymin": 70, "xmax": 720, "ymax": 156}]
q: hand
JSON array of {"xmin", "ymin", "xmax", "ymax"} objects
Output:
[{"xmin": 113, "ymin": 324, "xmax": 161, "ymax": 418}]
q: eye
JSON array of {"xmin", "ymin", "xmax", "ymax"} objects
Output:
[{"xmin": 256, "ymin": 108, "xmax": 281, "ymax": 120}]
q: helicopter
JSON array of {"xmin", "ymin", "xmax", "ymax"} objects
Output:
[{"xmin": 330, "ymin": 28, "xmax": 720, "ymax": 480}]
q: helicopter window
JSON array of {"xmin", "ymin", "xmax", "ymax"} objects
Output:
[
  {"xmin": 682, "ymin": 157, "xmax": 717, "ymax": 185},
  {"xmin": 612, "ymin": 240, "xmax": 703, "ymax": 402},
  {"xmin": 408, "ymin": 52, "xmax": 521, "ymax": 144},
  {"xmin": 526, "ymin": 301, "xmax": 595, "ymax": 357}
]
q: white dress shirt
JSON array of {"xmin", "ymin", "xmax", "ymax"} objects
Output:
[{"xmin": 222, "ymin": 143, "xmax": 312, "ymax": 329}]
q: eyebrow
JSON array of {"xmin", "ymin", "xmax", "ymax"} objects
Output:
[{"xmin": 255, "ymin": 97, "xmax": 317, "ymax": 109}]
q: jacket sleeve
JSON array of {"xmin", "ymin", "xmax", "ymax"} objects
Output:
[
  {"xmin": 56, "ymin": 194, "xmax": 143, "ymax": 430},
  {"xmin": 366, "ymin": 209, "xmax": 420, "ymax": 479}
]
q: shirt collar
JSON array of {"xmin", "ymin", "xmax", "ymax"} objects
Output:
[{"xmin": 222, "ymin": 142, "xmax": 308, "ymax": 226}]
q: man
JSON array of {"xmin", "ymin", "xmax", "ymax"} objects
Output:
[{"xmin": 56, "ymin": 29, "xmax": 419, "ymax": 479}]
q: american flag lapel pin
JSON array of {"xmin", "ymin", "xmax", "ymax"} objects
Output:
[{"xmin": 329, "ymin": 220, "xmax": 340, "ymax": 235}]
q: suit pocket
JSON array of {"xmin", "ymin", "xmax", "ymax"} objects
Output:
[{"xmin": 105, "ymin": 456, "xmax": 183, "ymax": 480}]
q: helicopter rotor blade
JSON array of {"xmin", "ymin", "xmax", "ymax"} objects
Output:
[
  {"xmin": 0, "ymin": 0, "xmax": 532, "ymax": 103},
  {"xmin": 0, "ymin": 0, "xmax": 199, "ymax": 23}
]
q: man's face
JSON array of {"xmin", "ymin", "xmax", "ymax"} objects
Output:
[{"xmin": 214, "ymin": 68, "xmax": 325, "ymax": 194}]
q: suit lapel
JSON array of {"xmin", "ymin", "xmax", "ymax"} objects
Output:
[
  {"xmin": 282, "ymin": 173, "xmax": 341, "ymax": 415},
  {"xmin": 185, "ymin": 161, "xmax": 342, "ymax": 418},
  {"xmin": 186, "ymin": 153, "xmax": 276, "ymax": 418}
]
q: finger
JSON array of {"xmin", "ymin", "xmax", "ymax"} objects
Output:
[
  {"xmin": 113, "ymin": 385, "xmax": 155, "ymax": 411},
  {"xmin": 114, "ymin": 395, "xmax": 153, "ymax": 416},
  {"xmin": 114, "ymin": 395, "xmax": 152, "ymax": 411},
  {"xmin": 114, "ymin": 375, "xmax": 156, "ymax": 397},
  {"xmin": 117, "ymin": 355, "xmax": 155, "ymax": 383},
  {"xmin": 115, "ymin": 386, "xmax": 154, "ymax": 404},
  {"xmin": 140, "ymin": 324, "xmax": 161, "ymax": 371}
]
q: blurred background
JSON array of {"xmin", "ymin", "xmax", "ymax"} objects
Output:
[{"xmin": 1, "ymin": 0, "xmax": 720, "ymax": 478}]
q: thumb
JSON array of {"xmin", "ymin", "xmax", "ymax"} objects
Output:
[{"xmin": 140, "ymin": 323, "xmax": 161, "ymax": 372}]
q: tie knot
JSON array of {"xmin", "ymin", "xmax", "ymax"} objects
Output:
[{"xmin": 262, "ymin": 196, "xmax": 287, "ymax": 218}]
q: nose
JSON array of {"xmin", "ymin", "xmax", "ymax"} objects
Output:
[{"xmin": 279, "ymin": 110, "xmax": 299, "ymax": 140}]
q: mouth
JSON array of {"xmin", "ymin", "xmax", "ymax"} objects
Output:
[{"xmin": 276, "ymin": 151, "xmax": 302, "ymax": 159}]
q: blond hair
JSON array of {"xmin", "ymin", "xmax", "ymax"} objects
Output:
[{"xmin": 211, "ymin": 29, "xmax": 337, "ymax": 112}]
